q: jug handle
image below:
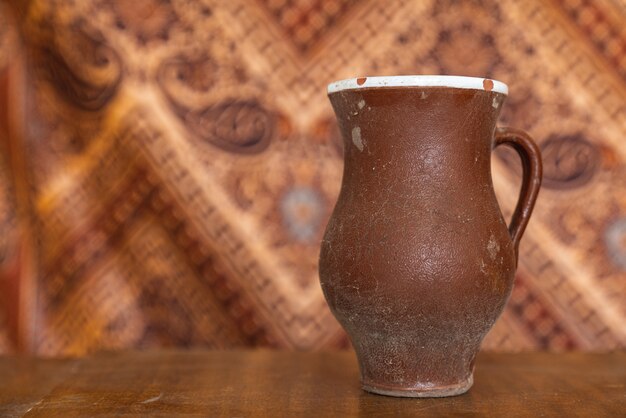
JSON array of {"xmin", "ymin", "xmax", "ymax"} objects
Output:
[{"xmin": 493, "ymin": 127, "xmax": 543, "ymax": 264}]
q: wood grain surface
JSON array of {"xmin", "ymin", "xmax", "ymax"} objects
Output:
[{"xmin": 0, "ymin": 351, "xmax": 624, "ymax": 417}]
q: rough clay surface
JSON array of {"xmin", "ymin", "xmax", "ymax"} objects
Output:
[{"xmin": 320, "ymin": 86, "xmax": 538, "ymax": 396}]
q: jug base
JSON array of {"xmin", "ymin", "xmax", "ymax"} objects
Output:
[{"xmin": 362, "ymin": 374, "xmax": 473, "ymax": 398}]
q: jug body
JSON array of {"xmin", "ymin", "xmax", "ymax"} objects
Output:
[{"xmin": 319, "ymin": 76, "xmax": 542, "ymax": 397}]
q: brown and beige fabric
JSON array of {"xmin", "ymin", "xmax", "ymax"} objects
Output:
[{"xmin": 0, "ymin": 0, "xmax": 624, "ymax": 355}]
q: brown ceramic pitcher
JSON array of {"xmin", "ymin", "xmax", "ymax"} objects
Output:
[{"xmin": 320, "ymin": 76, "xmax": 542, "ymax": 397}]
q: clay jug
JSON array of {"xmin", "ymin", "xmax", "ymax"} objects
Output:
[{"xmin": 319, "ymin": 76, "xmax": 542, "ymax": 397}]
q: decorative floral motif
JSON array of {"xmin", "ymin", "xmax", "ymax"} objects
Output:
[
  {"xmin": 178, "ymin": 99, "xmax": 275, "ymax": 154},
  {"xmin": 434, "ymin": 26, "xmax": 499, "ymax": 76},
  {"xmin": 109, "ymin": 0, "xmax": 177, "ymax": 44},
  {"xmin": 605, "ymin": 219, "xmax": 626, "ymax": 271},
  {"xmin": 280, "ymin": 186, "xmax": 324, "ymax": 243},
  {"xmin": 34, "ymin": 21, "xmax": 123, "ymax": 111},
  {"xmin": 158, "ymin": 55, "xmax": 219, "ymax": 93},
  {"xmin": 430, "ymin": 0, "xmax": 502, "ymax": 76},
  {"xmin": 541, "ymin": 134, "xmax": 600, "ymax": 189}
]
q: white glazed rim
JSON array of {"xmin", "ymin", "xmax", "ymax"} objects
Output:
[{"xmin": 327, "ymin": 75, "xmax": 508, "ymax": 95}]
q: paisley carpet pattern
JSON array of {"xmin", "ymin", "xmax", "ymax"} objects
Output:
[{"xmin": 0, "ymin": 0, "xmax": 624, "ymax": 354}]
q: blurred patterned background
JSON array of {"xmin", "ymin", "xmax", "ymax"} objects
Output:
[{"xmin": 0, "ymin": 0, "xmax": 624, "ymax": 355}]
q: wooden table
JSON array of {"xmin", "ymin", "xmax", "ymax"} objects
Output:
[{"xmin": 0, "ymin": 350, "xmax": 624, "ymax": 417}]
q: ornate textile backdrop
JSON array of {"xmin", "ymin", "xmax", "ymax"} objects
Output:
[{"xmin": 0, "ymin": 0, "xmax": 624, "ymax": 355}]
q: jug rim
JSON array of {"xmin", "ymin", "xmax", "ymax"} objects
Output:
[{"xmin": 327, "ymin": 75, "xmax": 508, "ymax": 95}]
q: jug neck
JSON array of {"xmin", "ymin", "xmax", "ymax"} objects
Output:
[{"xmin": 329, "ymin": 87, "xmax": 505, "ymax": 184}]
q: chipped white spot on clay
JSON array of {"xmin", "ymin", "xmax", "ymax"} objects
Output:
[
  {"xmin": 141, "ymin": 393, "xmax": 163, "ymax": 404},
  {"xmin": 492, "ymin": 96, "xmax": 500, "ymax": 108},
  {"xmin": 487, "ymin": 234, "xmax": 500, "ymax": 260},
  {"xmin": 479, "ymin": 259, "xmax": 487, "ymax": 274},
  {"xmin": 358, "ymin": 99, "xmax": 365, "ymax": 109},
  {"xmin": 352, "ymin": 126, "xmax": 364, "ymax": 151},
  {"xmin": 420, "ymin": 91, "xmax": 428, "ymax": 99}
]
